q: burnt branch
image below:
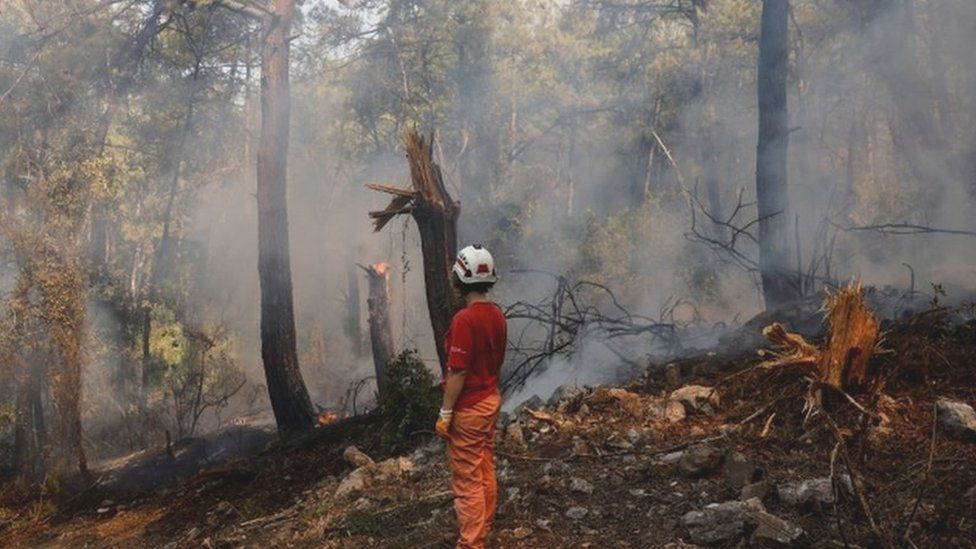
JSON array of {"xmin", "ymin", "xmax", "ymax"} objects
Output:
[{"xmin": 500, "ymin": 270, "xmax": 679, "ymax": 393}]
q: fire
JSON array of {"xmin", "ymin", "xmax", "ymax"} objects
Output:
[{"xmin": 317, "ymin": 411, "xmax": 340, "ymax": 426}]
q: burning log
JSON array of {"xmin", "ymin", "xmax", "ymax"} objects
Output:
[
  {"xmin": 367, "ymin": 130, "xmax": 463, "ymax": 374},
  {"xmin": 761, "ymin": 283, "xmax": 880, "ymax": 392},
  {"xmin": 361, "ymin": 262, "xmax": 395, "ymax": 396}
]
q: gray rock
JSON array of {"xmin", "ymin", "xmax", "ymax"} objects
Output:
[
  {"xmin": 936, "ymin": 399, "xmax": 976, "ymax": 441},
  {"xmin": 723, "ymin": 450, "xmax": 757, "ymax": 488},
  {"xmin": 569, "ymin": 477, "xmax": 594, "ymax": 494},
  {"xmin": 670, "ymin": 385, "xmax": 721, "ymax": 414},
  {"xmin": 741, "ymin": 481, "xmax": 770, "ymax": 502},
  {"xmin": 565, "ymin": 506, "xmax": 589, "ymax": 520},
  {"xmin": 679, "ymin": 444, "xmax": 722, "ymax": 477},
  {"xmin": 750, "ymin": 511, "xmax": 808, "ymax": 548},
  {"xmin": 683, "ymin": 498, "xmax": 805, "ymax": 547},
  {"xmin": 547, "ymin": 384, "xmax": 581, "ymax": 408},
  {"xmin": 776, "ymin": 476, "xmax": 851, "ymax": 507},
  {"xmin": 681, "ymin": 497, "xmax": 764, "ymax": 545},
  {"xmin": 514, "ymin": 395, "xmax": 545, "ymax": 420}
]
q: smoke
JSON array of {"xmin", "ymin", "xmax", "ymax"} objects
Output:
[{"xmin": 58, "ymin": 0, "xmax": 976, "ymax": 449}]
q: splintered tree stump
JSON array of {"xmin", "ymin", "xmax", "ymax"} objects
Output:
[
  {"xmin": 761, "ymin": 283, "xmax": 880, "ymax": 392},
  {"xmin": 361, "ymin": 262, "xmax": 395, "ymax": 397},
  {"xmin": 367, "ymin": 130, "xmax": 463, "ymax": 375}
]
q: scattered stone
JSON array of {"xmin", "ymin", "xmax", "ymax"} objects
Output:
[
  {"xmin": 936, "ymin": 399, "xmax": 976, "ymax": 441},
  {"xmin": 670, "ymin": 385, "xmax": 720, "ymax": 414},
  {"xmin": 512, "ymin": 526, "xmax": 533, "ymax": 540},
  {"xmin": 569, "ymin": 477, "xmax": 594, "ymax": 494},
  {"xmin": 722, "ymin": 450, "xmax": 757, "ymax": 488},
  {"xmin": 606, "ymin": 436, "xmax": 634, "ymax": 451},
  {"xmin": 343, "ymin": 445, "xmax": 375, "ymax": 468},
  {"xmin": 741, "ymin": 481, "xmax": 770, "ymax": 502},
  {"xmin": 776, "ymin": 476, "xmax": 851, "ymax": 507},
  {"xmin": 373, "ymin": 456, "xmax": 413, "ymax": 480},
  {"xmin": 334, "ymin": 467, "xmax": 370, "ymax": 498},
  {"xmin": 608, "ymin": 388, "xmax": 645, "ymax": 419},
  {"xmin": 678, "ymin": 444, "xmax": 722, "ymax": 477},
  {"xmin": 96, "ymin": 507, "xmax": 112, "ymax": 515},
  {"xmin": 665, "ymin": 400, "xmax": 687, "ymax": 423},
  {"xmin": 681, "ymin": 498, "xmax": 764, "ymax": 545},
  {"xmin": 626, "ymin": 428, "xmax": 642, "ymax": 445},
  {"xmin": 657, "ymin": 450, "xmax": 685, "ymax": 465},
  {"xmin": 548, "ymin": 384, "xmax": 581, "ymax": 408},
  {"xmin": 514, "ymin": 395, "xmax": 545, "ymax": 419},
  {"xmin": 565, "ymin": 506, "xmax": 589, "ymax": 520},
  {"xmin": 505, "ymin": 422, "xmax": 525, "ymax": 445},
  {"xmin": 750, "ymin": 510, "xmax": 808, "ymax": 548},
  {"xmin": 629, "ymin": 488, "xmax": 646, "ymax": 497}
]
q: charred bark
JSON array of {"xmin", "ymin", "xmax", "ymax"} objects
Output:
[
  {"xmin": 256, "ymin": 0, "xmax": 315, "ymax": 432},
  {"xmin": 362, "ymin": 263, "xmax": 395, "ymax": 396},
  {"xmin": 345, "ymin": 264, "xmax": 363, "ymax": 358},
  {"xmin": 756, "ymin": 0, "xmax": 798, "ymax": 311},
  {"xmin": 368, "ymin": 131, "xmax": 463, "ymax": 375}
]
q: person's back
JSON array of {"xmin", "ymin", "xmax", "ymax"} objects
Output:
[
  {"xmin": 436, "ymin": 245, "xmax": 506, "ymax": 549},
  {"xmin": 444, "ymin": 302, "xmax": 507, "ymax": 410}
]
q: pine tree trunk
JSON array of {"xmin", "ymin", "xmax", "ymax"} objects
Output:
[
  {"xmin": 257, "ymin": 0, "xmax": 315, "ymax": 432},
  {"xmin": 756, "ymin": 0, "xmax": 797, "ymax": 310}
]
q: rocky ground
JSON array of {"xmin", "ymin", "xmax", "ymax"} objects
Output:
[{"xmin": 2, "ymin": 305, "xmax": 976, "ymax": 548}]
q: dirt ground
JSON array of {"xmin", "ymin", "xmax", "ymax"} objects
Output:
[{"xmin": 2, "ymin": 306, "xmax": 975, "ymax": 548}]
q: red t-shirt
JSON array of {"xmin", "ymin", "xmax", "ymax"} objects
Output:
[{"xmin": 443, "ymin": 302, "xmax": 507, "ymax": 410}]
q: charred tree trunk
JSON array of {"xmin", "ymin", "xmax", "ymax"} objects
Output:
[
  {"xmin": 756, "ymin": 0, "xmax": 797, "ymax": 311},
  {"xmin": 345, "ymin": 264, "xmax": 363, "ymax": 358},
  {"xmin": 362, "ymin": 263, "xmax": 395, "ymax": 396},
  {"xmin": 256, "ymin": 0, "xmax": 315, "ymax": 432},
  {"xmin": 368, "ymin": 131, "xmax": 463, "ymax": 375}
]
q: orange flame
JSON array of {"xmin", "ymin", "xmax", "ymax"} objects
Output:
[{"xmin": 317, "ymin": 411, "xmax": 339, "ymax": 426}]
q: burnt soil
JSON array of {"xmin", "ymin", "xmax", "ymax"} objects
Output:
[{"xmin": 1, "ymin": 306, "xmax": 975, "ymax": 548}]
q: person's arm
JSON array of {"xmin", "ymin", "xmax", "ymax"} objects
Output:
[
  {"xmin": 436, "ymin": 315, "xmax": 473, "ymax": 438},
  {"xmin": 441, "ymin": 369, "xmax": 467, "ymax": 412}
]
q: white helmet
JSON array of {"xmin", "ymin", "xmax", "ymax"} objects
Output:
[{"xmin": 453, "ymin": 245, "xmax": 498, "ymax": 285}]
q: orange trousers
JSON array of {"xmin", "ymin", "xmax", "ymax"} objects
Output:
[{"xmin": 446, "ymin": 391, "xmax": 501, "ymax": 549}]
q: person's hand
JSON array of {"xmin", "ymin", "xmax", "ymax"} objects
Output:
[{"xmin": 436, "ymin": 408, "xmax": 453, "ymax": 439}]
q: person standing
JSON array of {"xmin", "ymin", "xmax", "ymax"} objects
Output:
[{"xmin": 436, "ymin": 245, "xmax": 507, "ymax": 549}]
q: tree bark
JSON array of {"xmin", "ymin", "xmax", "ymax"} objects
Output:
[
  {"xmin": 345, "ymin": 264, "xmax": 363, "ymax": 358},
  {"xmin": 756, "ymin": 0, "xmax": 797, "ymax": 310},
  {"xmin": 368, "ymin": 131, "xmax": 463, "ymax": 375},
  {"xmin": 256, "ymin": 0, "xmax": 315, "ymax": 432},
  {"xmin": 363, "ymin": 263, "xmax": 395, "ymax": 397}
]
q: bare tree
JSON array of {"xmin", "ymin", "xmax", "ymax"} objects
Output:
[
  {"xmin": 362, "ymin": 263, "xmax": 394, "ymax": 397},
  {"xmin": 256, "ymin": 0, "xmax": 314, "ymax": 432}
]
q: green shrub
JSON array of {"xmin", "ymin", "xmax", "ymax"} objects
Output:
[{"xmin": 378, "ymin": 350, "xmax": 439, "ymax": 447}]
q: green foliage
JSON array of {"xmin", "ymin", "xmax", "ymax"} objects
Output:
[{"xmin": 377, "ymin": 350, "xmax": 439, "ymax": 447}]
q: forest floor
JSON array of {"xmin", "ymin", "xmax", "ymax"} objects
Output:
[{"xmin": 1, "ymin": 304, "xmax": 975, "ymax": 548}]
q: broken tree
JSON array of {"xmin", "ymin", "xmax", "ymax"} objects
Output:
[
  {"xmin": 361, "ymin": 262, "xmax": 395, "ymax": 396},
  {"xmin": 367, "ymin": 131, "xmax": 463, "ymax": 374},
  {"xmin": 760, "ymin": 283, "xmax": 880, "ymax": 393}
]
